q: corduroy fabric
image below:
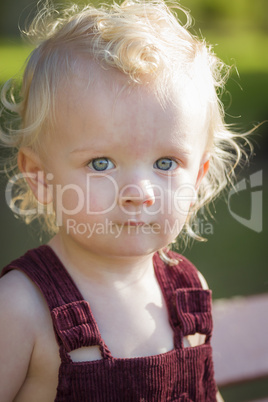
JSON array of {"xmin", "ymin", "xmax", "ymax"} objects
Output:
[{"xmin": 2, "ymin": 246, "xmax": 217, "ymax": 401}]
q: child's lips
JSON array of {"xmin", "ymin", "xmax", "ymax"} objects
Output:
[
  {"xmin": 123, "ymin": 220, "xmax": 147, "ymax": 227},
  {"xmin": 112, "ymin": 220, "xmax": 156, "ymax": 228}
]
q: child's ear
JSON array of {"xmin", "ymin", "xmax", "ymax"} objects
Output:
[
  {"xmin": 18, "ymin": 147, "xmax": 53, "ymax": 205},
  {"xmin": 195, "ymin": 157, "xmax": 210, "ymax": 189}
]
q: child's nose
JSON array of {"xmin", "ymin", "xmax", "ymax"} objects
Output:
[{"xmin": 119, "ymin": 180, "xmax": 155, "ymax": 207}]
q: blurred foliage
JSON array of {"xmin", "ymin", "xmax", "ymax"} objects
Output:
[
  {"xmin": 0, "ymin": 39, "xmax": 33, "ymax": 82},
  {"xmin": 0, "ymin": 0, "xmax": 268, "ymax": 36},
  {"xmin": 219, "ymin": 377, "xmax": 268, "ymax": 402},
  {"xmin": 186, "ymin": 0, "xmax": 268, "ymax": 31}
]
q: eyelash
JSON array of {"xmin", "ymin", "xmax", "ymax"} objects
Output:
[
  {"xmin": 87, "ymin": 157, "xmax": 115, "ymax": 172},
  {"xmin": 87, "ymin": 157, "xmax": 180, "ymax": 172},
  {"xmin": 153, "ymin": 157, "xmax": 179, "ymax": 171}
]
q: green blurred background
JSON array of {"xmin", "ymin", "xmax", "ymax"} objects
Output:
[{"xmin": 0, "ymin": 0, "xmax": 267, "ymax": 400}]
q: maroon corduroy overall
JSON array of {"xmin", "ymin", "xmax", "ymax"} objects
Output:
[{"xmin": 2, "ymin": 246, "xmax": 217, "ymax": 401}]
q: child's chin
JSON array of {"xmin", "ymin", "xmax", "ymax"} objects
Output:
[{"xmin": 113, "ymin": 238, "xmax": 164, "ymax": 257}]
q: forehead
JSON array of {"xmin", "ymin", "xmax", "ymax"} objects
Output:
[{"xmin": 54, "ymin": 62, "xmax": 209, "ymax": 152}]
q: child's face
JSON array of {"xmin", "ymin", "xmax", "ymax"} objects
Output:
[{"xmin": 39, "ymin": 65, "xmax": 209, "ymax": 258}]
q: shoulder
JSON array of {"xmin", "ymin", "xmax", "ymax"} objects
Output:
[
  {"xmin": 0, "ymin": 248, "xmax": 43, "ymax": 317},
  {"xmin": 0, "ymin": 268, "xmax": 48, "ymax": 334},
  {"xmin": 0, "ymin": 269, "xmax": 49, "ymax": 400},
  {"xmin": 156, "ymin": 250, "xmax": 209, "ymax": 290},
  {"xmin": 0, "ymin": 247, "xmax": 52, "ymax": 332},
  {"xmin": 1, "ymin": 245, "xmax": 56, "ymax": 295},
  {"xmin": 0, "ymin": 259, "xmax": 52, "ymax": 347}
]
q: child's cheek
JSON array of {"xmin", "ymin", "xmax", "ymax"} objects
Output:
[
  {"xmin": 84, "ymin": 176, "xmax": 118, "ymax": 214},
  {"xmin": 50, "ymin": 176, "xmax": 117, "ymax": 224},
  {"xmin": 159, "ymin": 176, "xmax": 196, "ymax": 216},
  {"xmin": 172, "ymin": 184, "xmax": 197, "ymax": 217}
]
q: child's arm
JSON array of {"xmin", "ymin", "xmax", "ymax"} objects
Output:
[{"xmin": 0, "ymin": 270, "xmax": 36, "ymax": 401}]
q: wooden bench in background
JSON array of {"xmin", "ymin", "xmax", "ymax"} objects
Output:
[{"xmin": 212, "ymin": 293, "xmax": 268, "ymax": 401}]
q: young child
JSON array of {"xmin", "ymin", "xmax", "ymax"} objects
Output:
[{"xmin": 0, "ymin": 0, "xmax": 246, "ymax": 400}]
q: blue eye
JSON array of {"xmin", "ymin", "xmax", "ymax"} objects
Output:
[
  {"xmin": 154, "ymin": 158, "xmax": 178, "ymax": 171},
  {"xmin": 88, "ymin": 158, "xmax": 115, "ymax": 171}
]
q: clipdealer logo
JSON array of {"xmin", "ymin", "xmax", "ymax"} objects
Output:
[
  {"xmin": 5, "ymin": 170, "xmax": 264, "ymax": 233},
  {"xmin": 228, "ymin": 170, "xmax": 263, "ymax": 233}
]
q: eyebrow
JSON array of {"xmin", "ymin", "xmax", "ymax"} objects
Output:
[
  {"xmin": 70, "ymin": 146, "xmax": 108, "ymax": 155},
  {"xmin": 70, "ymin": 145, "xmax": 192, "ymax": 157},
  {"xmin": 166, "ymin": 142, "xmax": 193, "ymax": 156},
  {"xmin": 174, "ymin": 145, "xmax": 192, "ymax": 155},
  {"xmin": 70, "ymin": 137, "xmax": 194, "ymax": 157}
]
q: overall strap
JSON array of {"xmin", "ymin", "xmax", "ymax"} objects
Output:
[
  {"xmin": 2, "ymin": 245, "xmax": 83, "ymax": 309},
  {"xmin": 153, "ymin": 251, "xmax": 213, "ymax": 348},
  {"xmin": 1, "ymin": 246, "xmax": 111, "ymax": 359}
]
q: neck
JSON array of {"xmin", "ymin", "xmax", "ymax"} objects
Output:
[{"xmin": 48, "ymin": 233, "xmax": 156, "ymax": 289}]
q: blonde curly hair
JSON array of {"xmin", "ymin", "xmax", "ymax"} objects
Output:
[{"xmin": 0, "ymin": 0, "xmax": 250, "ymax": 248}]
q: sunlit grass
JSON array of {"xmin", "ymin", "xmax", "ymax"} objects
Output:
[
  {"xmin": 0, "ymin": 38, "xmax": 33, "ymax": 82},
  {"xmin": 204, "ymin": 30, "xmax": 268, "ymax": 73}
]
